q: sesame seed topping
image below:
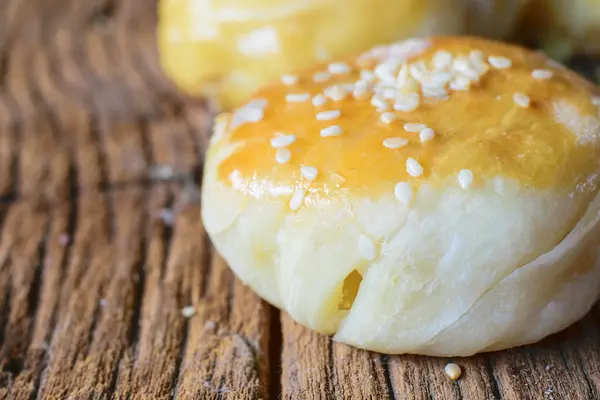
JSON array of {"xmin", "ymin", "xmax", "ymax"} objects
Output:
[
  {"xmin": 488, "ymin": 56, "xmax": 512, "ymax": 69},
  {"xmin": 328, "ymin": 62, "xmax": 351, "ymax": 74},
  {"xmin": 469, "ymin": 50, "xmax": 485, "ymax": 63},
  {"xmin": 270, "ymin": 133, "xmax": 296, "ymax": 148},
  {"xmin": 312, "ymin": 94, "xmax": 327, "ymax": 107},
  {"xmin": 238, "ymin": 107, "xmax": 264, "ymax": 123},
  {"xmin": 286, "ymin": 93, "xmax": 310, "ymax": 103},
  {"xmin": 371, "ymin": 94, "xmax": 389, "ymax": 110},
  {"xmin": 404, "ymin": 123, "xmax": 426, "ymax": 133},
  {"xmin": 449, "ymin": 77, "xmax": 471, "ymax": 91},
  {"xmin": 380, "ymin": 112, "xmax": 397, "ymax": 124},
  {"xmin": 394, "ymin": 93, "xmax": 420, "ymax": 112},
  {"xmin": 419, "ymin": 127, "xmax": 435, "ymax": 142},
  {"xmin": 513, "ymin": 93, "xmax": 530, "ymax": 108},
  {"xmin": 422, "ymin": 86, "xmax": 448, "ymax": 99},
  {"xmin": 432, "ymin": 50, "xmax": 453, "ymax": 69},
  {"xmin": 394, "ymin": 182, "xmax": 413, "ymax": 204},
  {"xmin": 325, "ymin": 85, "xmax": 348, "ymax": 101},
  {"xmin": 360, "ymin": 69, "xmax": 376, "ymax": 82},
  {"xmin": 316, "ymin": 110, "xmax": 341, "ymax": 121},
  {"xmin": 353, "ymin": 85, "xmax": 371, "ymax": 100},
  {"xmin": 358, "ymin": 234, "xmax": 377, "ymax": 261},
  {"xmin": 281, "ymin": 74, "xmax": 298, "ymax": 85},
  {"xmin": 320, "ymin": 125, "xmax": 343, "ymax": 137},
  {"xmin": 289, "ymin": 188, "xmax": 306, "ymax": 211},
  {"xmin": 275, "ymin": 148, "xmax": 291, "ymax": 164},
  {"xmin": 453, "ymin": 56, "xmax": 480, "ymax": 80},
  {"xmin": 458, "ymin": 169, "xmax": 474, "ymax": 189},
  {"xmin": 406, "ymin": 157, "xmax": 424, "ymax": 177},
  {"xmin": 246, "ymin": 98, "xmax": 269, "ymax": 109},
  {"xmin": 593, "ymin": 97, "xmax": 600, "ymax": 106},
  {"xmin": 383, "ymin": 137, "xmax": 409, "ymax": 149},
  {"xmin": 445, "ymin": 363, "xmax": 462, "ymax": 381},
  {"xmin": 300, "ymin": 166, "xmax": 318, "ymax": 181},
  {"xmin": 313, "ymin": 71, "xmax": 331, "ymax": 82},
  {"xmin": 532, "ymin": 69, "xmax": 553, "ymax": 80}
]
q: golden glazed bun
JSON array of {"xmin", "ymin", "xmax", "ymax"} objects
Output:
[
  {"xmin": 520, "ymin": 0, "xmax": 600, "ymax": 57},
  {"xmin": 158, "ymin": 0, "xmax": 529, "ymax": 109},
  {"xmin": 201, "ymin": 36, "xmax": 600, "ymax": 356}
]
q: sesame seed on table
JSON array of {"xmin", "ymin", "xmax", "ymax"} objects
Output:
[{"xmin": 2, "ymin": 6, "xmax": 600, "ymax": 398}]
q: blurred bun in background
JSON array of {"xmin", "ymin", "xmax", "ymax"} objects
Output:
[
  {"xmin": 519, "ymin": 0, "xmax": 600, "ymax": 59},
  {"xmin": 158, "ymin": 0, "xmax": 530, "ymax": 109}
]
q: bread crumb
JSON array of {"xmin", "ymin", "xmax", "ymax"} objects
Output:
[{"xmin": 444, "ymin": 363, "xmax": 462, "ymax": 381}]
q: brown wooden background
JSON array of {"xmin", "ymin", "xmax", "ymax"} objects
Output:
[{"xmin": 1, "ymin": 1, "xmax": 600, "ymax": 399}]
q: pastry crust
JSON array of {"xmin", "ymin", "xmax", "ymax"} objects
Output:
[
  {"xmin": 201, "ymin": 36, "xmax": 600, "ymax": 356},
  {"xmin": 158, "ymin": 0, "xmax": 529, "ymax": 109}
]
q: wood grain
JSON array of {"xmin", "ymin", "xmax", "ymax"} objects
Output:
[{"xmin": 1, "ymin": 1, "xmax": 600, "ymax": 399}]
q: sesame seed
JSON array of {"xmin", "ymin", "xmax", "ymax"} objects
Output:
[
  {"xmin": 419, "ymin": 127, "xmax": 435, "ymax": 142},
  {"xmin": 445, "ymin": 363, "xmax": 462, "ymax": 381},
  {"xmin": 281, "ymin": 74, "xmax": 298, "ymax": 85},
  {"xmin": 469, "ymin": 50, "xmax": 485, "ymax": 63},
  {"xmin": 182, "ymin": 306, "xmax": 196, "ymax": 318},
  {"xmin": 270, "ymin": 133, "xmax": 296, "ymax": 148},
  {"xmin": 276, "ymin": 148, "xmax": 291, "ymax": 164},
  {"xmin": 453, "ymin": 56, "xmax": 480, "ymax": 80},
  {"xmin": 406, "ymin": 157, "xmax": 424, "ymax": 177},
  {"xmin": 371, "ymin": 94, "xmax": 389, "ymax": 110},
  {"xmin": 300, "ymin": 166, "xmax": 318, "ymax": 181},
  {"xmin": 289, "ymin": 188, "xmax": 306, "ymax": 211},
  {"xmin": 325, "ymin": 85, "xmax": 348, "ymax": 101},
  {"xmin": 313, "ymin": 71, "xmax": 331, "ymax": 82},
  {"xmin": 394, "ymin": 182, "xmax": 413, "ymax": 204},
  {"xmin": 316, "ymin": 110, "xmax": 341, "ymax": 121},
  {"xmin": 353, "ymin": 85, "xmax": 371, "ymax": 100},
  {"xmin": 328, "ymin": 62, "xmax": 351, "ymax": 74},
  {"xmin": 513, "ymin": 93, "xmax": 530, "ymax": 108},
  {"xmin": 458, "ymin": 169, "xmax": 474, "ymax": 189},
  {"xmin": 380, "ymin": 112, "xmax": 397, "ymax": 124},
  {"xmin": 432, "ymin": 50, "xmax": 453, "ymax": 69},
  {"xmin": 320, "ymin": 125, "xmax": 343, "ymax": 137},
  {"xmin": 593, "ymin": 97, "xmax": 600, "ymax": 106},
  {"xmin": 286, "ymin": 93, "xmax": 310, "ymax": 103},
  {"xmin": 427, "ymin": 71, "xmax": 453, "ymax": 86},
  {"xmin": 375, "ymin": 63, "xmax": 396, "ymax": 83},
  {"xmin": 449, "ymin": 77, "xmax": 471, "ymax": 91},
  {"xmin": 358, "ymin": 234, "xmax": 377, "ymax": 261},
  {"xmin": 404, "ymin": 123, "xmax": 426, "ymax": 133},
  {"xmin": 488, "ymin": 56, "xmax": 512, "ymax": 69},
  {"xmin": 238, "ymin": 106, "xmax": 264, "ymax": 123},
  {"xmin": 394, "ymin": 93, "xmax": 420, "ymax": 112},
  {"xmin": 312, "ymin": 94, "xmax": 327, "ymax": 107},
  {"xmin": 360, "ymin": 69, "xmax": 376, "ymax": 82},
  {"xmin": 422, "ymin": 86, "xmax": 448, "ymax": 99},
  {"xmin": 382, "ymin": 88, "xmax": 397, "ymax": 100},
  {"xmin": 532, "ymin": 69, "xmax": 553, "ymax": 80},
  {"xmin": 246, "ymin": 98, "xmax": 269, "ymax": 109},
  {"xmin": 383, "ymin": 137, "xmax": 409, "ymax": 149}
]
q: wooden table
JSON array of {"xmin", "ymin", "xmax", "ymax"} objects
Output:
[{"xmin": 1, "ymin": 1, "xmax": 600, "ymax": 399}]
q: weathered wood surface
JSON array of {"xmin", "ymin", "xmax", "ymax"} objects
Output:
[{"xmin": 1, "ymin": 1, "xmax": 600, "ymax": 399}]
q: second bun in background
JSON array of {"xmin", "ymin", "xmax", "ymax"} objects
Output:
[
  {"xmin": 158, "ymin": 0, "xmax": 530, "ymax": 110},
  {"xmin": 518, "ymin": 0, "xmax": 600, "ymax": 59}
]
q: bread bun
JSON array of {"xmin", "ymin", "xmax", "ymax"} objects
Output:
[
  {"xmin": 158, "ymin": 0, "xmax": 529, "ymax": 109},
  {"xmin": 201, "ymin": 36, "xmax": 600, "ymax": 356},
  {"xmin": 519, "ymin": 0, "xmax": 600, "ymax": 57}
]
